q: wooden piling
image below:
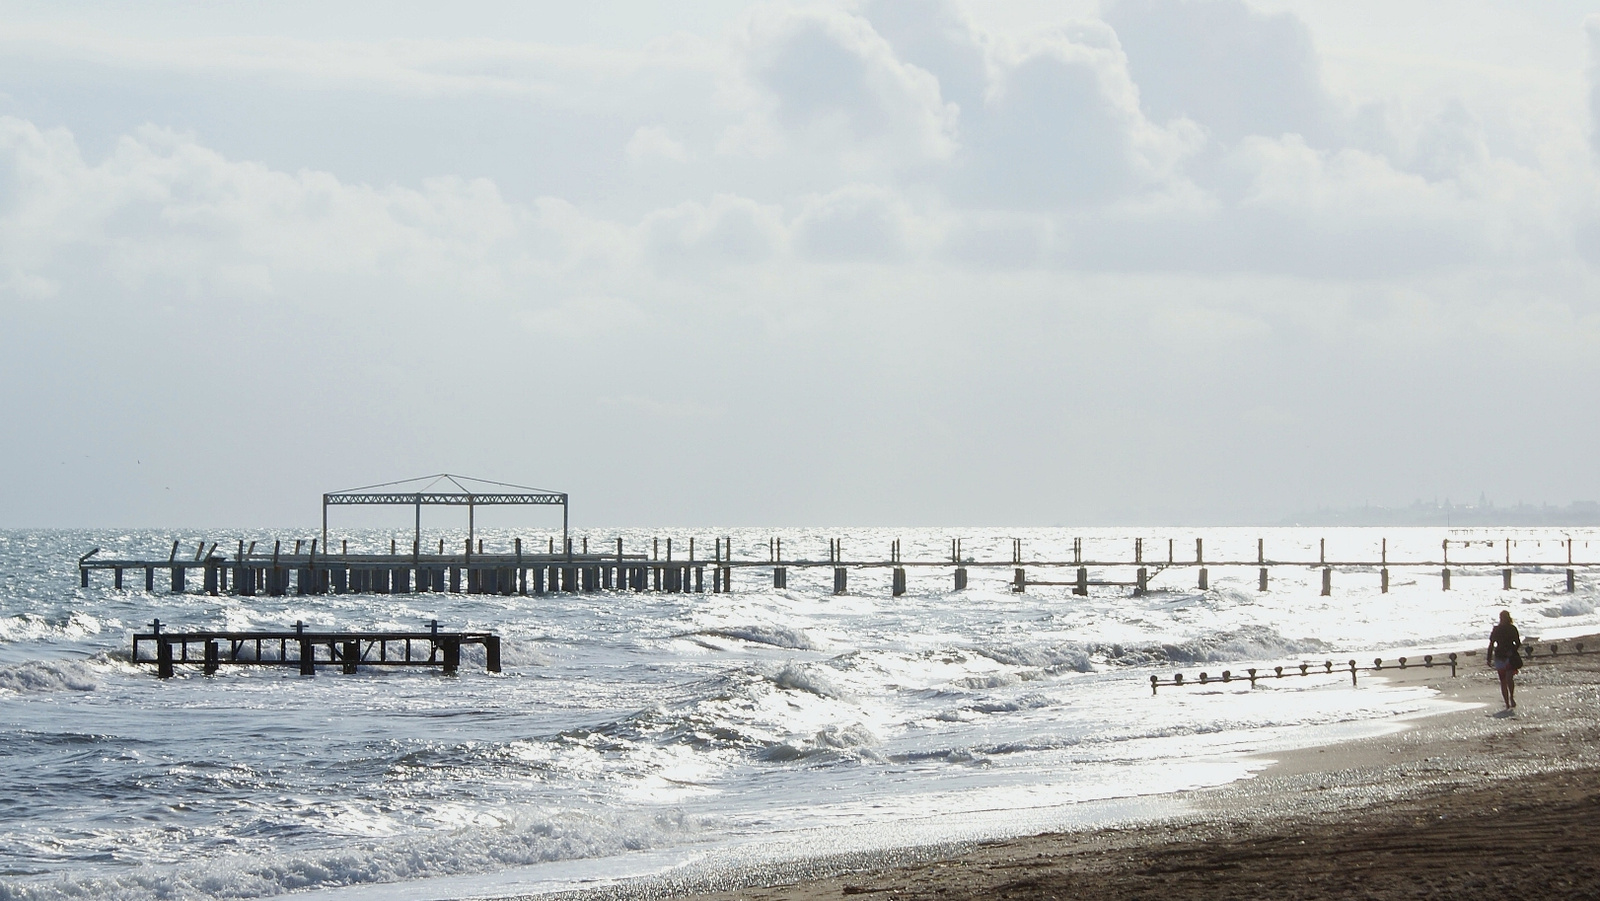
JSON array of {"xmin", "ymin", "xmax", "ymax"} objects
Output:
[
  {"xmin": 774, "ymin": 567, "xmax": 787, "ymax": 589},
  {"xmin": 1013, "ymin": 568, "xmax": 1026, "ymax": 593},
  {"xmin": 1442, "ymin": 568, "xmax": 1451, "ymax": 591},
  {"xmin": 1135, "ymin": 567, "xmax": 1148, "ymax": 596},
  {"xmin": 1197, "ymin": 568, "xmax": 1208, "ymax": 590},
  {"xmin": 1075, "ymin": 567, "xmax": 1088, "ymax": 596},
  {"xmin": 1381, "ymin": 568, "xmax": 1390, "ymax": 593},
  {"xmin": 157, "ymin": 640, "xmax": 173, "ymax": 679},
  {"xmin": 342, "ymin": 640, "xmax": 359, "ymax": 674},
  {"xmin": 954, "ymin": 567, "xmax": 967, "ymax": 590},
  {"xmin": 1502, "ymin": 568, "xmax": 1513, "ymax": 590},
  {"xmin": 1321, "ymin": 567, "xmax": 1332, "ymax": 596},
  {"xmin": 1258, "ymin": 568, "xmax": 1268, "ymax": 591},
  {"xmin": 484, "ymin": 636, "xmax": 501, "ymax": 673},
  {"xmin": 203, "ymin": 640, "xmax": 219, "ymax": 675},
  {"xmin": 1569, "ymin": 569, "xmax": 1577, "ymax": 593},
  {"xmin": 832, "ymin": 567, "xmax": 847, "ymax": 595},
  {"xmin": 892, "ymin": 567, "xmax": 907, "ymax": 596}
]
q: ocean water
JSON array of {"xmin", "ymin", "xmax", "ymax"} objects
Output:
[{"xmin": 3, "ymin": 526, "xmax": 1597, "ymax": 900}]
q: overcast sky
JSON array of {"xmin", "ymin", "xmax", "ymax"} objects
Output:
[{"xmin": 2, "ymin": 0, "xmax": 1597, "ymax": 529}]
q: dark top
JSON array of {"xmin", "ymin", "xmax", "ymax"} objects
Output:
[{"xmin": 1489, "ymin": 622, "xmax": 1521, "ymax": 660}]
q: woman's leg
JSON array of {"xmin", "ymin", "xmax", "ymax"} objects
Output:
[{"xmin": 1499, "ymin": 669, "xmax": 1513, "ymax": 707}]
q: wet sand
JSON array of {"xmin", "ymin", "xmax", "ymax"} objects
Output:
[{"xmin": 651, "ymin": 639, "xmax": 1600, "ymax": 901}]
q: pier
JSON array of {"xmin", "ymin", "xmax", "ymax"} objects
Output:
[
  {"xmin": 72, "ymin": 473, "xmax": 1598, "ymax": 599},
  {"xmin": 131, "ymin": 619, "xmax": 500, "ymax": 678},
  {"xmin": 80, "ymin": 533, "xmax": 1595, "ymax": 598}
]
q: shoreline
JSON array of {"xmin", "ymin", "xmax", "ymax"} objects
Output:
[{"xmin": 521, "ymin": 639, "xmax": 1600, "ymax": 901}]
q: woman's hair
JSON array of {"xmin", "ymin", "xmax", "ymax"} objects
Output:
[{"xmin": 1499, "ymin": 609, "xmax": 1513, "ymax": 623}]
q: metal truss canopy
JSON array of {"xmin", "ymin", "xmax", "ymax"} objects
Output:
[
  {"xmin": 325, "ymin": 492, "xmax": 567, "ymax": 506},
  {"xmin": 320, "ymin": 474, "xmax": 568, "ymax": 551}
]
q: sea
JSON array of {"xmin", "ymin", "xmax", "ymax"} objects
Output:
[{"xmin": 3, "ymin": 526, "xmax": 1597, "ymax": 901}]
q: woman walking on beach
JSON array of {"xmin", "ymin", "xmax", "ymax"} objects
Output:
[{"xmin": 1487, "ymin": 610, "xmax": 1522, "ymax": 709}]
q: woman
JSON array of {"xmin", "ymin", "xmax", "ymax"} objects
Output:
[{"xmin": 1487, "ymin": 609, "xmax": 1522, "ymax": 709}]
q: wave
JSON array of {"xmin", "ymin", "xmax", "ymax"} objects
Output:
[
  {"xmin": 684, "ymin": 625, "xmax": 818, "ymax": 650},
  {"xmin": 1540, "ymin": 597, "xmax": 1595, "ymax": 618},
  {"xmin": 759, "ymin": 723, "xmax": 881, "ymax": 763},
  {"xmin": 971, "ymin": 644, "xmax": 1093, "ymax": 672},
  {"xmin": 0, "ymin": 806, "xmax": 702, "ymax": 901},
  {"xmin": 768, "ymin": 663, "xmax": 842, "ymax": 698},
  {"xmin": 1096, "ymin": 626, "xmax": 1331, "ymax": 666},
  {"xmin": 0, "ymin": 612, "xmax": 104, "ymax": 644},
  {"xmin": 0, "ymin": 659, "xmax": 99, "ymax": 694}
]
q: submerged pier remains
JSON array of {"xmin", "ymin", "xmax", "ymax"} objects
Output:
[{"xmin": 131, "ymin": 619, "xmax": 500, "ymax": 678}]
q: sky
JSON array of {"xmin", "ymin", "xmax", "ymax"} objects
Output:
[{"xmin": 1, "ymin": 0, "xmax": 1598, "ymax": 529}]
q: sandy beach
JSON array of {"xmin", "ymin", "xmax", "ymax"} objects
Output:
[{"xmin": 594, "ymin": 639, "xmax": 1600, "ymax": 901}]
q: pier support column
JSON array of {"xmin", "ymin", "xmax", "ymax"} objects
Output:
[
  {"xmin": 441, "ymin": 639, "xmax": 460, "ymax": 675},
  {"xmin": 203, "ymin": 641, "xmax": 219, "ymax": 675},
  {"xmin": 80, "ymin": 568, "xmax": 89, "ymax": 588},
  {"xmin": 1569, "ymin": 569, "xmax": 1577, "ymax": 593},
  {"xmin": 533, "ymin": 566, "xmax": 545, "ymax": 596},
  {"xmin": 204, "ymin": 565, "xmax": 218, "ymax": 596},
  {"xmin": 1197, "ymin": 568, "xmax": 1208, "ymax": 590},
  {"xmin": 1136, "ymin": 567, "xmax": 1148, "ymax": 596},
  {"xmin": 173, "ymin": 566, "xmax": 187, "ymax": 594},
  {"xmin": 1076, "ymin": 567, "xmax": 1088, "ymax": 596},
  {"xmin": 1502, "ymin": 568, "xmax": 1513, "ymax": 590},
  {"xmin": 1258, "ymin": 568, "xmax": 1269, "ymax": 592},
  {"xmin": 774, "ymin": 567, "xmax": 787, "ymax": 589},
  {"xmin": 1321, "ymin": 567, "xmax": 1332, "ymax": 596},
  {"xmin": 833, "ymin": 567, "xmax": 848, "ymax": 595},
  {"xmin": 157, "ymin": 640, "xmax": 173, "ymax": 679},
  {"xmin": 342, "ymin": 640, "xmax": 359, "ymax": 674},
  {"xmin": 695, "ymin": 567, "xmax": 704, "ymax": 593},
  {"xmin": 114, "ymin": 567, "xmax": 123, "ymax": 589},
  {"xmin": 1442, "ymin": 568, "xmax": 1451, "ymax": 591},
  {"xmin": 145, "ymin": 567, "xmax": 154, "ymax": 592},
  {"xmin": 1012, "ymin": 568, "xmax": 1026, "ymax": 593},
  {"xmin": 1381, "ymin": 568, "xmax": 1390, "ymax": 593},
  {"xmin": 299, "ymin": 638, "xmax": 315, "ymax": 675},
  {"xmin": 449, "ymin": 566, "xmax": 461, "ymax": 593},
  {"xmin": 485, "ymin": 636, "xmax": 501, "ymax": 673},
  {"xmin": 892, "ymin": 567, "xmax": 907, "ymax": 596},
  {"xmin": 954, "ymin": 567, "xmax": 967, "ymax": 590}
]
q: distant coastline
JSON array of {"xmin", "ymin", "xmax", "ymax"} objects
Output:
[{"xmin": 1278, "ymin": 499, "xmax": 1600, "ymax": 528}]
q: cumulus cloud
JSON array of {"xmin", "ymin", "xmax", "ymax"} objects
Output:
[
  {"xmin": 1107, "ymin": 0, "xmax": 1333, "ymax": 146},
  {"xmin": 626, "ymin": 124, "xmax": 690, "ymax": 163},
  {"xmin": 737, "ymin": 7, "xmax": 957, "ymax": 171},
  {"xmin": 642, "ymin": 193, "xmax": 785, "ymax": 264},
  {"xmin": 791, "ymin": 184, "xmax": 923, "ymax": 261},
  {"xmin": 1590, "ymin": 16, "xmax": 1600, "ymax": 156}
]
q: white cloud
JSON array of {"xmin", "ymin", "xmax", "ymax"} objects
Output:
[
  {"xmin": 737, "ymin": 7, "xmax": 958, "ymax": 172},
  {"xmin": 626, "ymin": 124, "xmax": 691, "ymax": 163},
  {"xmin": 1107, "ymin": 0, "xmax": 1334, "ymax": 145},
  {"xmin": 791, "ymin": 184, "xmax": 924, "ymax": 261}
]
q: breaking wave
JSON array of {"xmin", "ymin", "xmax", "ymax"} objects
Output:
[{"xmin": 0, "ymin": 659, "xmax": 99, "ymax": 694}]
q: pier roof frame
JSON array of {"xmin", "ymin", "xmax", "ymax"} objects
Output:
[{"xmin": 322, "ymin": 474, "xmax": 568, "ymax": 551}]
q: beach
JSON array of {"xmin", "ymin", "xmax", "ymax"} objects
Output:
[
  {"xmin": 661, "ymin": 643, "xmax": 1600, "ymax": 901},
  {"xmin": 8, "ymin": 527, "xmax": 1600, "ymax": 900}
]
